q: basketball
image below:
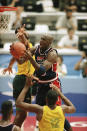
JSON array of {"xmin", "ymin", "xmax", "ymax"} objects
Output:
[{"xmin": 10, "ymin": 42, "xmax": 26, "ymax": 59}]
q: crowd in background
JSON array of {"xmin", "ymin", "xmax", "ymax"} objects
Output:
[{"xmin": 0, "ymin": 0, "xmax": 81, "ymax": 29}]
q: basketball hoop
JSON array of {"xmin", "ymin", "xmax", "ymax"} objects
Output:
[{"xmin": 0, "ymin": 6, "xmax": 17, "ymax": 33}]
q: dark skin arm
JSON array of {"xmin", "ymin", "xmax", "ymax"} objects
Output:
[
  {"xmin": 3, "ymin": 47, "xmax": 35, "ymax": 74},
  {"xmin": 50, "ymin": 84, "xmax": 76, "ymax": 114},
  {"xmin": 16, "ymin": 77, "xmax": 43, "ymax": 121},
  {"xmin": 3, "ymin": 50, "xmax": 33, "ymax": 74},
  {"xmin": 74, "ymin": 52, "xmax": 86, "ymax": 70},
  {"xmin": 3, "ymin": 57, "xmax": 16, "ymax": 74},
  {"xmin": 16, "ymin": 25, "xmax": 29, "ymax": 47},
  {"xmin": 74, "ymin": 57, "xmax": 83, "ymax": 70},
  {"xmin": 24, "ymin": 49, "xmax": 58, "ymax": 71},
  {"xmin": 2, "ymin": 55, "xmax": 28, "ymax": 74}
]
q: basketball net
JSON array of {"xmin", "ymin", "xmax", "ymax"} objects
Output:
[{"xmin": 0, "ymin": 6, "xmax": 17, "ymax": 33}]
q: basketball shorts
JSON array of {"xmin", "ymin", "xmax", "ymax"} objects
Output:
[
  {"xmin": 13, "ymin": 75, "xmax": 31, "ymax": 103},
  {"xmin": 64, "ymin": 118, "xmax": 71, "ymax": 130},
  {"xmin": 52, "ymin": 78, "xmax": 62, "ymax": 106},
  {"xmin": 36, "ymin": 78, "xmax": 61, "ymax": 106}
]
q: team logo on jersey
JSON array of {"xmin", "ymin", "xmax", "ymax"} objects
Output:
[{"xmin": 37, "ymin": 56, "xmax": 45, "ymax": 61}]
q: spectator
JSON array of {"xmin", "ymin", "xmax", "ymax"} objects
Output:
[
  {"xmin": 65, "ymin": 0, "xmax": 78, "ymax": 12},
  {"xmin": 56, "ymin": 7, "xmax": 77, "ymax": 30},
  {"xmin": 57, "ymin": 55, "xmax": 67, "ymax": 76},
  {"xmin": 57, "ymin": 28, "xmax": 79, "ymax": 49},
  {"xmin": 0, "ymin": 101, "xmax": 19, "ymax": 131},
  {"xmin": 59, "ymin": 0, "xmax": 66, "ymax": 11},
  {"xmin": 74, "ymin": 51, "xmax": 87, "ymax": 77}
]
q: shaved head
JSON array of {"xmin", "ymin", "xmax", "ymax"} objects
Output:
[{"xmin": 41, "ymin": 35, "xmax": 53, "ymax": 44}]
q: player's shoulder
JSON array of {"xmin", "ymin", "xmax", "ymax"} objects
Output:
[
  {"xmin": 48, "ymin": 48, "xmax": 58, "ymax": 62},
  {"xmin": 49, "ymin": 48, "xmax": 58, "ymax": 56}
]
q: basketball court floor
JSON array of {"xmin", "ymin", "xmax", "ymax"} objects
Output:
[
  {"xmin": 0, "ymin": 113, "xmax": 87, "ymax": 131},
  {"xmin": 6, "ymin": 114, "xmax": 86, "ymax": 131}
]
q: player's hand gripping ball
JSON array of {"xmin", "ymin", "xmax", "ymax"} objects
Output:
[{"xmin": 10, "ymin": 42, "xmax": 26, "ymax": 59}]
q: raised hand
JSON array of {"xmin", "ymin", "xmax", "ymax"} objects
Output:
[
  {"xmin": 23, "ymin": 50, "xmax": 32, "ymax": 60},
  {"xmin": 3, "ymin": 67, "xmax": 13, "ymax": 75},
  {"xmin": 50, "ymin": 83, "xmax": 61, "ymax": 93},
  {"xmin": 3, "ymin": 57, "xmax": 16, "ymax": 75}
]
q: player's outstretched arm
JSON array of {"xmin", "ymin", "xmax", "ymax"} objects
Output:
[
  {"xmin": 16, "ymin": 77, "xmax": 43, "ymax": 114},
  {"xmin": 43, "ymin": 49, "xmax": 58, "ymax": 70},
  {"xmin": 50, "ymin": 84, "xmax": 76, "ymax": 114},
  {"xmin": 17, "ymin": 32, "xmax": 29, "ymax": 47},
  {"xmin": 3, "ymin": 57, "xmax": 16, "ymax": 74},
  {"xmin": 24, "ymin": 50, "xmax": 40, "ymax": 70}
]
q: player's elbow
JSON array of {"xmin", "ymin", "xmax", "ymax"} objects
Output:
[
  {"xmin": 71, "ymin": 105, "xmax": 76, "ymax": 113},
  {"xmin": 15, "ymin": 100, "xmax": 21, "ymax": 108},
  {"xmin": 15, "ymin": 101, "xmax": 19, "ymax": 107},
  {"xmin": 74, "ymin": 66, "xmax": 80, "ymax": 71}
]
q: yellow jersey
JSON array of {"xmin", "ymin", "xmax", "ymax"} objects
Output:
[
  {"xmin": 17, "ymin": 43, "xmax": 35, "ymax": 76},
  {"xmin": 39, "ymin": 106, "xmax": 65, "ymax": 131}
]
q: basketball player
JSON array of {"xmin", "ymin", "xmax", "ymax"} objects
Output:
[
  {"xmin": 23, "ymin": 34, "xmax": 73, "ymax": 131},
  {"xmin": 16, "ymin": 77, "xmax": 76, "ymax": 131},
  {"xmin": 3, "ymin": 25, "xmax": 35, "ymax": 129},
  {"xmin": 0, "ymin": 101, "xmax": 20, "ymax": 131},
  {"xmin": 24, "ymin": 35, "xmax": 61, "ymax": 105}
]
